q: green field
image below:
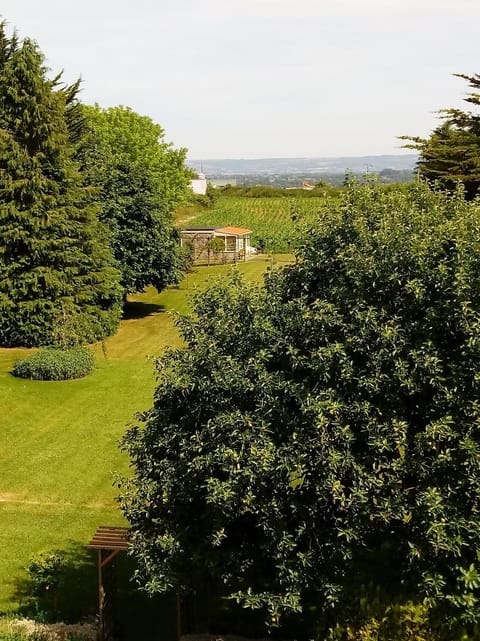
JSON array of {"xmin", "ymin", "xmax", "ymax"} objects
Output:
[
  {"xmin": 0, "ymin": 256, "xmax": 288, "ymax": 615},
  {"xmin": 183, "ymin": 196, "xmax": 328, "ymax": 251}
]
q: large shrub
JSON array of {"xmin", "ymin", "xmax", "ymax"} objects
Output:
[
  {"xmin": 13, "ymin": 347, "xmax": 95, "ymax": 381},
  {"xmin": 120, "ymin": 182, "xmax": 480, "ymax": 638},
  {"xmin": 27, "ymin": 551, "xmax": 67, "ymax": 598}
]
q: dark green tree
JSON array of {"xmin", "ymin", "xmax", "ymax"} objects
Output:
[
  {"xmin": 80, "ymin": 105, "xmax": 191, "ymax": 295},
  {"xmin": 403, "ymin": 73, "xmax": 480, "ymax": 200},
  {"xmin": 120, "ymin": 182, "xmax": 480, "ymax": 638},
  {"xmin": 0, "ymin": 25, "xmax": 122, "ymax": 347}
]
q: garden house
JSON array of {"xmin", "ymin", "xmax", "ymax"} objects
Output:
[{"xmin": 180, "ymin": 226, "xmax": 253, "ymax": 263}]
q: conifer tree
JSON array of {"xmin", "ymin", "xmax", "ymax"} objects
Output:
[
  {"xmin": 403, "ymin": 73, "xmax": 480, "ymax": 200},
  {"xmin": 0, "ymin": 25, "xmax": 122, "ymax": 347}
]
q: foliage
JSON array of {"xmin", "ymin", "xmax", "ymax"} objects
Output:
[
  {"xmin": 206, "ymin": 183, "xmax": 219, "ymax": 206},
  {"xmin": 177, "ymin": 240, "xmax": 195, "ymax": 273},
  {"xmin": 189, "ymin": 193, "xmax": 212, "ymax": 208},
  {"xmin": 0, "ymin": 620, "xmax": 96, "ymax": 641},
  {"xmin": 27, "ymin": 552, "xmax": 67, "ymax": 598},
  {"xmin": 120, "ymin": 182, "xmax": 480, "ymax": 638},
  {"xmin": 206, "ymin": 237, "xmax": 226, "ymax": 263},
  {"xmin": 24, "ymin": 551, "xmax": 70, "ymax": 623},
  {"xmin": 402, "ymin": 73, "xmax": 480, "ymax": 199},
  {"xmin": 13, "ymin": 347, "xmax": 95, "ymax": 381},
  {"xmin": 327, "ymin": 602, "xmax": 435, "ymax": 641},
  {"xmin": 0, "ymin": 630, "xmax": 42, "ymax": 641},
  {"xmin": 80, "ymin": 104, "xmax": 191, "ymax": 294},
  {"xmin": 0, "ymin": 25, "xmax": 122, "ymax": 347},
  {"xmin": 189, "ymin": 184, "xmax": 219, "ymax": 209},
  {"xmin": 50, "ymin": 310, "xmax": 92, "ymax": 350}
]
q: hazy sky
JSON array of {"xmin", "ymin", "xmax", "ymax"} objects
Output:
[{"xmin": 1, "ymin": 0, "xmax": 479, "ymax": 159}]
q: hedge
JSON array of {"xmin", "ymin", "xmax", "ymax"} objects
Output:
[{"xmin": 13, "ymin": 347, "xmax": 95, "ymax": 381}]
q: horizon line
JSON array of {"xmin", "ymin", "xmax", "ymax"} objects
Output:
[{"xmin": 187, "ymin": 152, "xmax": 418, "ymax": 162}]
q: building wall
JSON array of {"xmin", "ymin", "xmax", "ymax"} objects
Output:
[
  {"xmin": 190, "ymin": 178, "xmax": 207, "ymax": 195},
  {"xmin": 181, "ymin": 231, "xmax": 214, "ymax": 261}
]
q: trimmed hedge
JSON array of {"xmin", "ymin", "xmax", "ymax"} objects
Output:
[{"xmin": 13, "ymin": 347, "xmax": 95, "ymax": 381}]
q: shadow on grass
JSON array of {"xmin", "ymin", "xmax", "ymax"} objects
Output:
[
  {"xmin": 11, "ymin": 544, "xmax": 275, "ymax": 640},
  {"xmin": 12, "ymin": 545, "xmax": 177, "ymax": 641},
  {"xmin": 122, "ymin": 301, "xmax": 166, "ymax": 320},
  {"xmin": 13, "ymin": 545, "xmax": 97, "ymax": 623}
]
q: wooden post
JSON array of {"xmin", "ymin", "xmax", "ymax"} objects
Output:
[
  {"xmin": 176, "ymin": 593, "xmax": 182, "ymax": 641},
  {"xmin": 98, "ymin": 550, "xmax": 104, "ymax": 641},
  {"xmin": 87, "ymin": 526, "xmax": 129, "ymax": 641}
]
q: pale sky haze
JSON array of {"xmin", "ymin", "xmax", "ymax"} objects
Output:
[{"xmin": 1, "ymin": 0, "xmax": 479, "ymax": 159}]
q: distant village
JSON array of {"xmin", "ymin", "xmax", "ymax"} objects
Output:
[{"xmin": 190, "ymin": 172, "xmax": 321, "ymax": 194}]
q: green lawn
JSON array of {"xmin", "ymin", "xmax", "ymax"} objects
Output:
[{"xmin": 0, "ymin": 256, "xmax": 289, "ymax": 614}]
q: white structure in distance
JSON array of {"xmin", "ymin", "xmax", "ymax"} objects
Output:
[{"xmin": 190, "ymin": 172, "xmax": 207, "ymax": 195}]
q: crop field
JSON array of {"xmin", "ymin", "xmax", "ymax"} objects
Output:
[
  {"xmin": 187, "ymin": 196, "xmax": 329, "ymax": 251},
  {"xmin": 0, "ymin": 256, "xmax": 291, "ymax": 621}
]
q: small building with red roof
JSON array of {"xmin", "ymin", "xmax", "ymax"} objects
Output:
[{"xmin": 180, "ymin": 226, "xmax": 255, "ymax": 263}]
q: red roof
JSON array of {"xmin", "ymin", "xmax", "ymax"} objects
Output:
[{"xmin": 216, "ymin": 226, "xmax": 251, "ymax": 235}]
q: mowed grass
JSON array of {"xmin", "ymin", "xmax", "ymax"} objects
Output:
[{"xmin": 0, "ymin": 256, "xmax": 289, "ymax": 613}]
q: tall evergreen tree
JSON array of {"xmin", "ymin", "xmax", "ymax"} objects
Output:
[
  {"xmin": 402, "ymin": 73, "xmax": 480, "ymax": 200},
  {"xmin": 0, "ymin": 25, "xmax": 122, "ymax": 347}
]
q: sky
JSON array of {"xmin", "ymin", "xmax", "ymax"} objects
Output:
[{"xmin": 1, "ymin": 0, "xmax": 479, "ymax": 159}]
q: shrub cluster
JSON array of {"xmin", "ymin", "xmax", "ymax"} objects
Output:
[
  {"xmin": 13, "ymin": 348, "xmax": 95, "ymax": 381},
  {"xmin": 27, "ymin": 551, "xmax": 67, "ymax": 597},
  {"xmin": 327, "ymin": 602, "xmax": 435, "ymax": 641}
]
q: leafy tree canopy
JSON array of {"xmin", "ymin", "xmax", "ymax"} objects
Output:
[
  {"xmin": 80, "ymin": 105, "xmax": 191, "ymax": 294},
  {"xmin": 120, "ymin": 182, "xmax": 480, "ymax": 638},
  {"xmin": 0, "ymin": 24, "xmax": 122, "ymax": 347},
  {"xmin": 403, "ymin": 73, "xmax": 480, "ymax": 200}
]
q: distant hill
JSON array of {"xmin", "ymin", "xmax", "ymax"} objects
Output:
[{"xmin": 187, "ymin": 155, "xmax": 418, "ymax": 177}]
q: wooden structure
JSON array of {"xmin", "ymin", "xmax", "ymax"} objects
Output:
[
  {"xmin": 180, "ymin": 226, "xmax": 253, "ymax": 263},
  {"xmin": 87, "ymin": 526, "xmax": 130, "ymax": 641},
  {"xmin": 87, "ymin": 526, "xmax": 183, "ymax": 641}
]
